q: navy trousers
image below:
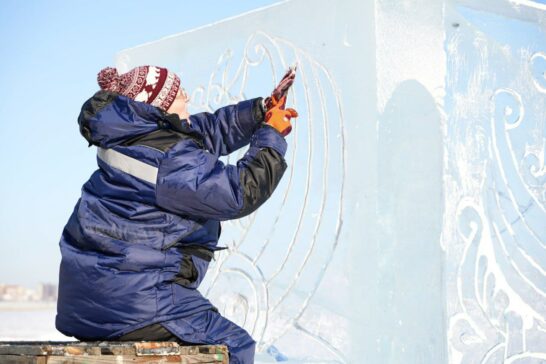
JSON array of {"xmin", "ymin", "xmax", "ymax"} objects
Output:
[{"xmin": 118, "ymin": 309, "xmax": 256, "ymax": 364}]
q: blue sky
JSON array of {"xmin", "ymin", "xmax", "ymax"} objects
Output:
[
  {"xmin": 0, "ymin": 0, "xmax": 278, "ymax": 287},
  {"xmin": 2, "ymin": 1, "xmax": 543, "ymax": 290}
]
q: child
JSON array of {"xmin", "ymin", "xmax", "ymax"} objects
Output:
[{"xmin": 56, "ymin": 65, "xmax": 297, "ymax": 364}]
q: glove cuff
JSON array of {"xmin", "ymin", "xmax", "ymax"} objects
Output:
[{"xmin": 252, "ymin": 97, "xmax": 266, "ymax": 123}]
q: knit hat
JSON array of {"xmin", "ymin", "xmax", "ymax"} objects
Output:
[{"xmin": 97, "ymin": 66, "xmax": 181, "ymax": 112}]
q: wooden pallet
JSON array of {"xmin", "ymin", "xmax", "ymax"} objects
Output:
[{"xmin": 0, "ymin": 341, "xmax": 229, "ymax": 363}]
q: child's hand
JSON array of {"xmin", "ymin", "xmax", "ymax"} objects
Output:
[
  {"xmin": 264, "ymin": 67, "xmax": 297, "ymax": 110},
  {"xmin": 265, "ymin": 96, "xmax": 298, "ymax": 137}
]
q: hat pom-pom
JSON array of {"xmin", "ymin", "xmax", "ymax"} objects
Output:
[{"xmin": 97, "ymin": 67, "xmax": 120, "ymax": 91}]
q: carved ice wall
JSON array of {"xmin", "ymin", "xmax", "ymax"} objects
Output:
[
  {"xmin": 445, "ymin": 2, "xmax": 546, "ymax": 363},
  {"xmin": 117, "ymin": 0, "xmax": 545, "ymax": 362}
]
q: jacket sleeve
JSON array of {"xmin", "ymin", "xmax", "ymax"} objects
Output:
[
  {"xmin": 155, "ymin": 124, "xmax": 287, "ymax": 221},
  {"xmin": 188, "ymin": 98, "xmax": 265, "ymax": 157}
]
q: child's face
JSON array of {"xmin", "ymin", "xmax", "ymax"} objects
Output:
[
  {"xmin": 167, "ymin": 87, "xmax": 191, "ymax": 120},
  {"xmin": 178, "ymin": 87, "xmax": 190, "ymax": 103}
]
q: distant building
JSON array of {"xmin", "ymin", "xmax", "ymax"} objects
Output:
[
  {"xmin": 0, "ymin": 284, "xmax": 29, "ymax": 301},
  {"xmin": 38, "ymin": 283, "xmax": 58, "ymax": 302},
  {"xmin": 0, "ymin": 283, "xmax": 58, "ymax": 302}
]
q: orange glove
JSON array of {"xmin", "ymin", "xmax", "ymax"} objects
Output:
[{"xmin": 265, "ymin": 96, "xmax": 298, "ymax": 137}]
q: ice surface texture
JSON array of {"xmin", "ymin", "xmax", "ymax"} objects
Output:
[{"xmin": 117, "ymin": 0, "xmax": 545, "ymax": 362}]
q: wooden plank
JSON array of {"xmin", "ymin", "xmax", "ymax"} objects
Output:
[
  {"xmin": 134, "ymin": 341, "xmax": 181, "ymax": 355},
  {"xmin": 46, "ymin": 354, "xmax": 227, "ymax": 363},
  {"xmin": 2, "ymin": 354, "xmax": 227, "ymax": 364},
  {"xmin": 0, "ymin": 342, "xmax": 229, "ymax": 364},
  {"xmin": 0, "ymin": 342, "xmax": 101, "ymax": 356},
  {"xmin": 0, "ymin": 355, "xmax": 46, "ymax": 364}
]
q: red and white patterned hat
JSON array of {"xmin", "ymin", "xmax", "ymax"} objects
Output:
[{"xmin": 97, "ymin": 66, "xmax": 181, "ymax": 112}]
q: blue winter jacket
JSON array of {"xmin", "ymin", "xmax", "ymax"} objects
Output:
[{"xmin": 56, "ymin": 91, "xmax": 287, "ymax": 340}]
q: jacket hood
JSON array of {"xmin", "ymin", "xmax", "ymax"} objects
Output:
[{"xmin": 78, "ymin": 91, "xmax": 165, "ymax": 148}]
